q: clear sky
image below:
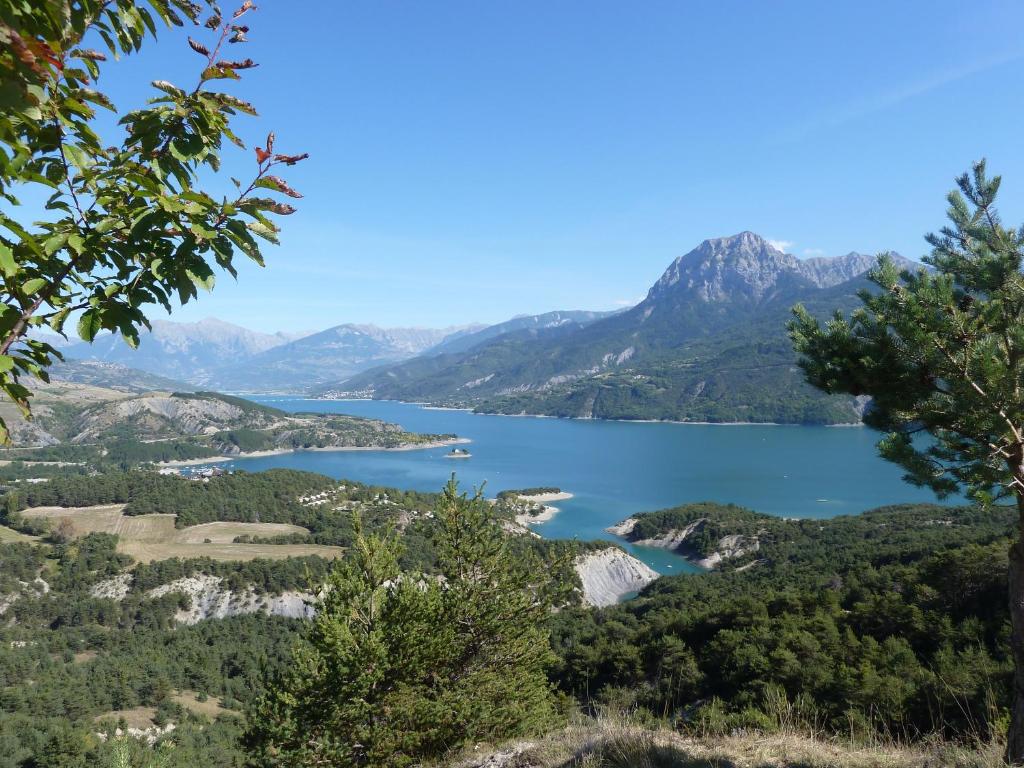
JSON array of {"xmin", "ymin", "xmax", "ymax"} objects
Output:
[{"xmin": 90, "ymin": 0, "xmax": 1024, "ymax": 333}]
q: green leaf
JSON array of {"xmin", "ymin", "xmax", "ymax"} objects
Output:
[
  {"xmin": 247, "ymin": 221, "xmax": 280, "ymax": 244},
  {"xmin": 49, "ymin": 307, "xmax": 71, "ymax": 333},
  {"xmin": 186, "ymin": 268, "xmax": 215, "ymax": 291},
  {"xmin": 21, "ymin": 278, "xmax": 47, "ymax": 295},
  {"xmin": 77, "ymin": 309, "xmax": 103, "ymax": 342},
  {"xmin": 43, "ymin": 233, "xmax": 69, "ymax": 255},
  {"xmin": 0, "ymin": 243, "xmax": 16, "ymax": 278},
  {"xmin": 201, "ymin": 65, "xmax": 241, "ymax": 81}
]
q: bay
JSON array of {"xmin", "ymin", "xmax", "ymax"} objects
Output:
[{"xmin": 216, "ymin": 398, "xmax": 947, "ymax": 574}]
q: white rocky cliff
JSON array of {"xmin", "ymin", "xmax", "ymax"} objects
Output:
[{"xmin": 573, "ymin": 548, "xmax": 659, "ymax": 607}]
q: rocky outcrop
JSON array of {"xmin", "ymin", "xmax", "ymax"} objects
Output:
[
  {"xmin": 691, "ymin": 533, "xmax": 760, "ymax": 569},
  {"xmin": 574, "ymin": 548, "xmax": 658, "ymax": 607},
  {"xmin": 648, "ymin": 234, "xmax": 917, "ymax": 306},
  {"xmin": 147, "ymin": 575, "xmax": 314, "ymax": 624},
  {"xmin": 604, "ymin": 517, "xmax": 638, "ymax": 537},
  {"xmin": 0, "ymin": 577, "xmax": 50, "ymax": 615},
  {"xmin": 90, "ymin": 574, "xmax": 132, "ymax": 601},
  {"xmin": 606, "ymin": 516, "xmax": 762, "ymax": 570},
  {"xmin": 88, "ymin": 573, "xmax": 315, "ymax": 624},
  {"xmin": 632, "ymin": 518, "xmax": 708, "ymax": 554},
  {"xmin": 72, "ymin": 394, "xmax": 269, "ymax": 443}
]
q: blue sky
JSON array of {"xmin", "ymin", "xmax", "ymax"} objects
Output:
[{"xmin": 91, "ymin": 0, "xmax": 1024, "ymax": 332}]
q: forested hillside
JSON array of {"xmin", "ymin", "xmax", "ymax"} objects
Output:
[{"xmin": 0, "ymin": 480, "xmax": 1012, "ymax": 765}]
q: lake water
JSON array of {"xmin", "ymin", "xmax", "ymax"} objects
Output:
[{"xmin": 217, "ymin": 398, "xmax": 947, "ymax": 574}]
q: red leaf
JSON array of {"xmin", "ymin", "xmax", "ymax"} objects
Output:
[
  {"xmin": 216, "ymin": 58, "xmax": 258, "ymax": 69},
  {"xmin": 255, "ymin": 147, "xmax": 271, "ymax": 164}
]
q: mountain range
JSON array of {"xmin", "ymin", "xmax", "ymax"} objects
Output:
[
  {"xmin": 54, "ymin": 232, "xmax": 915, "ymax": 424},
  {"xmin": 331, "ymin": 233, "xmax": 915, "ymax": 424},
  {"xmin": 55, "ymin": 318, "xmax": 481, "ymax": 392}
]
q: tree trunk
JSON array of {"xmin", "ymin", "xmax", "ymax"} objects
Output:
[{"xmin": 1008, "ymin": 493, "xmax": 1024, "ymax": 765}]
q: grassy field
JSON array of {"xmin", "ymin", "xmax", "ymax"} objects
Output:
[
  {"xmin": 21, "ymin": 505, "xmax": 344, "ymax": 563},
  {"xmin": 171, "ymin": 690, "xmax": 239, "ymax": 720},
  {"xmin": 0, "ymin": 524, "xmax": 36, "ymax": 543},
  {"xmin": 93, "ymin": 707, "xmax": 158, "ymax": 730},
  {"xmin": 94, "ymin": 690, "xmax": 238, "ymax": 732}
]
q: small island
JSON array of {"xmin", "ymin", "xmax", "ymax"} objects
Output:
[
  {"xmin": 444, "ymin": 447, "xmax": 473, "ymax": 459},
  {"xmin": 494, "ymin": 487, "xmax": 574, "ymax": 527}
]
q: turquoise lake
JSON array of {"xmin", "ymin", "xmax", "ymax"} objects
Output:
[{"xmin": 219, "ymin": 398, "xmax": 948, "ymax": 574}]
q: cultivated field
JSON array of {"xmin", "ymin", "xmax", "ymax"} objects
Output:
[{"xmin": 21, "ymin": 505, "xmax": 345, "ymax": 563}]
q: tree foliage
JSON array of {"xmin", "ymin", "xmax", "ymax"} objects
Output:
[
  {"xmin": 789, "ymin": 161, "xmax": 1024, "ymax": 761},
  {"xmin": 0, "ymin": 0, "xmax": 306, "ymax": 441},
  {"xmin": 790, "ymin": 161, "xmax": 1024, "ymax": 503},
  {"xmin": 246, "ymin": 478, "xmax": 563, "ymax": 767}
]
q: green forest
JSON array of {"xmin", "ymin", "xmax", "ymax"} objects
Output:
[{"xmin": 0, "ymin": 461, "xmax": 1016, "ymax": 765}]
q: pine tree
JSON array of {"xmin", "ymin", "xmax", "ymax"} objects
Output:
[
  {"xmin": 425, "ymin": 476, "xmax": 562, "ymax": 743},
  {"xmin": 246, "ymin": 477, "xmax": 561, "ymax": 767},
  {"xmin": 789, "ymin": 160, "xmax": 1024, "ymax": 762}
]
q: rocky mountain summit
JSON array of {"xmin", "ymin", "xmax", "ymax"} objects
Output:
[{"xmin": 645, "ymin": 231, "xmax": 909, "ymax": 305}]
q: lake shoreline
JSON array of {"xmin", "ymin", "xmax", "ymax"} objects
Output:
[
  {"xmin": 156, "ymin": 437, "xmax": 471, "ymax": 468},
  {"xmin": 224, "ymin": 396, "xmax": 946, "ymax": 576},
  {"xmin": 305, "ymin": 396, "xmax": 864, "ymax": 428}
]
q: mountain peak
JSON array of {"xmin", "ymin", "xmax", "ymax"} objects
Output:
[
  {"xmin": 706, "ymin": 230, "xmax": 780, "ymax": 251},
  {"xmin": 647, "ymin": 234, "xmax": 918, "ymax": 305},
  {"xmin": 647, "ymin": 231, "xmax": 802, "ymax": 304}
]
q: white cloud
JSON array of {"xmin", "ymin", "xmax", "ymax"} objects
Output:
[
  {"xmin": 802, "ymin": 248, "xmax": 826, "ymax": 257},
  {"xmin": 767, "ymin": 239, "xmax": 794, "ymax": 253}
]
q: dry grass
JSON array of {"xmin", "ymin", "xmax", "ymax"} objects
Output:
[
  {"xmin": 21, "ymin": 504, "xmax": 344, "ymax": 563},
  {"xmin": 93, "ymin": 707, "xmax": 157, "ymax": 730},
  {"xmin": 171, "ymin": 690, "xmax": 239, "ymax": 720},
  {"xmin": 0, "ymin": 524, "xmax": 36, "ymax": 543},
  {"xmin": 24, "ymin": 504, "xmax": 128, "ymax": 534},
  {"xmin": 451, "ymin": 720, "xmax": 1006, "ymax": 768}
]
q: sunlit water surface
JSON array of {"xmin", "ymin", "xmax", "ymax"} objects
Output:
[{"xmin": 210, "ymin": 398, "xmax": 947, "ymax": 573}]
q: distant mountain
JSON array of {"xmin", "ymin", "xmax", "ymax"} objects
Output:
[
  {"xmin": 333, "ymin": 233, "xmax": 918, "ymax": 424},
  {"xmin": 797, "ymin": 252, "xmax": 883, "ymax": 288},
  {"xmin": 59, "ymin": 318, "xmax": 480, "ymax": 393},
  {"xmin": 206, "ymin": 323, "xmax": 480, "ymax": 392},
  {"xmin": 423, "ymin": 310, "xmax": 618, "ymax": 357},
  {"xmin": 59, "ymin": 317, "xmax": 303, "ymax": 386}
]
